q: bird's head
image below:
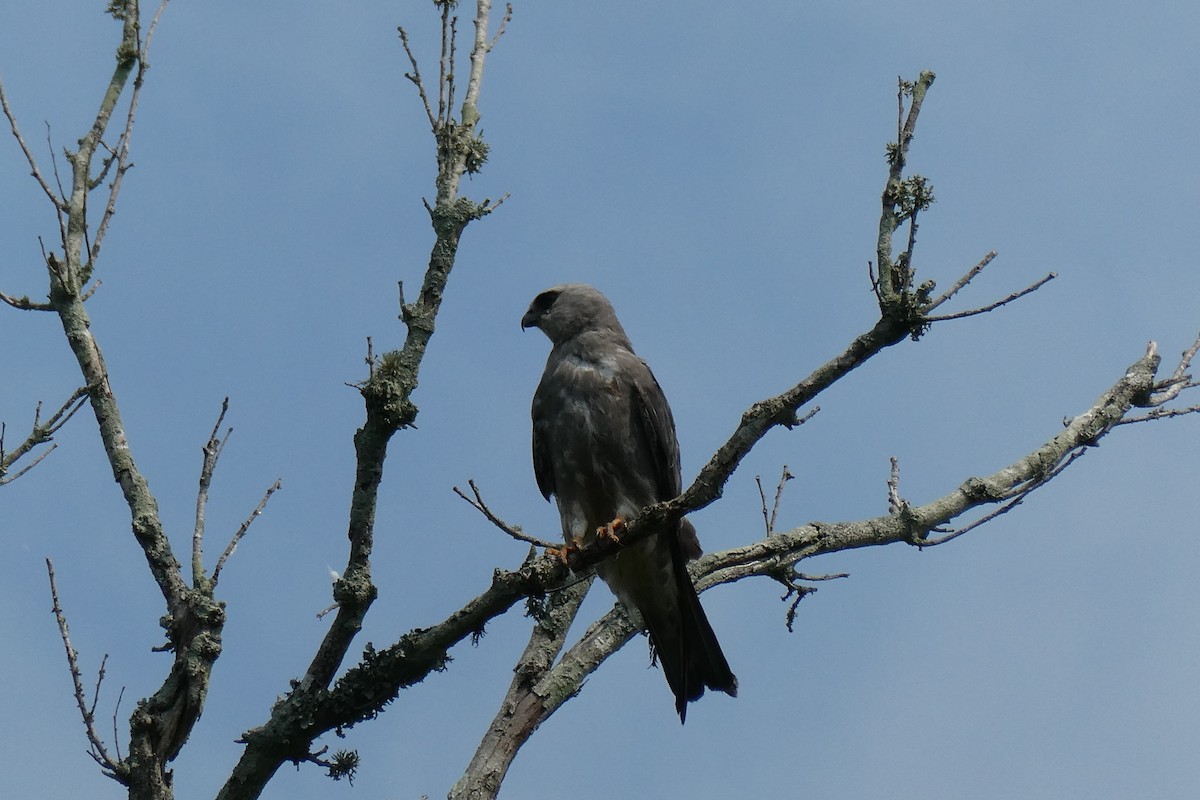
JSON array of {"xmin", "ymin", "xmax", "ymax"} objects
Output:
[{"xmin": 520, "ymin": 283, "xmax": 626, "ymax": 344}]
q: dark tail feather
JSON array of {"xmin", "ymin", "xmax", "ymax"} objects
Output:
[{"xmin": 647, "ymin": 545, "xmax": 738, "ymax": 723}]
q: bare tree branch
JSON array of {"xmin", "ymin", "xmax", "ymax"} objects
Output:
[
  {"xmin": 925, "ymin": 271, "xmax": 1057, "ymax": 322},
  {"xmin": 12, "ymin": 4, "xmax": 239, "ymax": 794},
  {"xmin": 211, "ymin": 478, "xmax": 282, "ymax": 588},
  {"xmin": 924, "ymin": 250, "xmax": 997, "ymax": 311},
  {"xmin": 87, "ymin": 0, "xmax": 171, "ymax": 276},
  {"xmin": 45, "ymin": 122, "xmax": 69, "ymax": 239},
  {"xmin": 1143, "ymin": 329, "xmax": 1200, "ymax": 405},
  {"xmin": 875, "ymin": 72, "xmax": 935, "ymax": 309},
  {"xmin": 0, "ymin": 288, "xmax": 54, "ymax": 311},
  {"xmin": 217, "ymin": 3, "xmax": 512, "ymax": 796},
  {"xmin": 6, "ymin": 2, "xmax": 1190, "ymax": 794},
  {"xmin": 887, "ymin": 456, "xmax": 903, "ymax": 514},
  {"xmin": 397, "ymin": 26, "xmax": 437, "ymax": 131},
  {"xmin": 0, "ymin": 74, "xmax": 65, "ymax": 209},
  {"xmin": 917, "ymin": 449, "xmax": 1088, "ymax": 547},
  {"xmin": 489, "ymin": 4, "xmax": 513, "ymax": 51},
  {"xmin": 756, "ymin": 465, "xmax": 794, "ymax": 536},
  {"xmin": 475, "ymin": 343, "xmax": 1164, "ymax": 770},
  {"xmin": 449, "ymin": 574, "xmax": 593, "ymax": 800},
  {"xmin": 316, "ymin": 336, "xmax": 1166, "ymax": 800},
  {"xmin": 0, "ymin": 386, "xmax": 88, "ymax": 485},
  {"xmin": 454, "ymin": 479, "xmax": 559, "ymax": 549},
  {"xmin": 193, "ymin": 398, "xmax": 232, "ymax": 586},
  {"xmin": 46, "ymin": 559, "xmax": 126, "ymax": 783},
  {"xmin": 112, "ymin": 686, "xmax": 126, "ymax": 764},
  {"xmin": 1112, "ymin": 333, "xmax": 1200, "ymax": 424},
  {"xmin": 438, "ymin": 3, "xmax": 454, "ymax": 122},
  {"xmin": 1116, "ymin": 404, "xmax": 1200, "ymax": 425},
  {"xmin": 755, "ymin": 475, "xmax": 771, "ymax": 536}
]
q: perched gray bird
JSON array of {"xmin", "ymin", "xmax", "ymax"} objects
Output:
[{"xmin": 521, "ymin": 284, "xmax": 737, "ymax": 721}]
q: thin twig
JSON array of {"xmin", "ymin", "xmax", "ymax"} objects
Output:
[
  {"xmin": 398, "ymin": 26, "xmax": 437, "ymax": 130},
  {"xmin": 438, "ymin": 3, "xmax": 451, "ymax": 122},
  {"xmin": 925, "ymin": 251, "xmax": 998, "ymax": 312},
  {"xmin": 211, "ymin": 479, "xmax": 283, "ymax": 587},
  {"xmin": 919, "ymin": 449, "xmax": 1087, "ymax": 546},
  {"xmin": 867, "ymin": 260, "xmax": 881, "ymax": 303},
  {"xmin": 918, "ymin": 496, "xmax": 1026, "ymax": 547},
  {"xmin": 0, "ymin": 289, "xmax": 53, "ymax": 311},
  {"xmin": 81, "ymin": 278, "xmax": 103, "ymax": 302},
  {"xmin": 193, "ymin": 397, "xmax": 231, "ymax": 585},
  {"xmin": 755, "ymin": 475, "xmax": 770, "ymax": 536},
  {"xmin": 0, "ymin": 445, "xmax": 56, "ymax": 484},
  {"xmin": 753, "ymin": 465, "xmax": 792, "ymax": 542},
  {"xmin": 46, "ymin": 386, "xmax": 90, "ymax": 428},
  {"xmin": 778, "ymin": 567, "xmax": 850, "ymax": 632},
  {"xmin": 88, "ymin": 653, "xmax": 108, "ymax": 719},
  {"xmin": 454, "ymin": 479, "xmax": 558, "ymax": 548},
  {"xmin": 112, "ymin": 686, "xmax": 125, "ymax": 762},
  {"xmin": 478, "ymin": 191, "xmax": 511, "ymax": 214},
  {"xmin": 487, "ymin": 3, "xmax": 513, "ymax": 51},
  {"xmin": 925, "ymin": 272, "xmax": 1056, "ymax": 322},
  {"xmin": 89, "ymin": 0, "xmax": 172, "ymax": 272},
  {"xmin": 768, "ymin": 465, "xmax": 792, "ymax": 534},
  {"xmin": 0, "ymin": 386, "xmax": 89, "ymax": 484},
  {"xmin": 446, "ymin": 13, "xmax": 458, "ymax": 121},
  {"xmin": 0, "ymin": 75, "xmax": 65, "ymax": 208},
  {"xmin": 903, "ymin": 208, "xmax": 920, "ymax": 267},
  {"xmin": 45, "ymin": 559, "xmax": 121, "ymax": 777},
  {"xmin": 793, "ymin": 570, "xmax": 851, "ymax": 583},
  {"xmin": 44, "ymin": 122, "xmax": 68, "ymax": 238},
  {"xmin": 1116, "ymin": 404, "xmax": 1200, "ymax": 425},
  {"xmin": 145, "ymin": 0, "xmax": 171, "ymax": 53}
]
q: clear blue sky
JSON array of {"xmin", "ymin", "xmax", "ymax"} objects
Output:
[{"xmin": 3, "ymin": 2, "xmax": 1199, "ymax": 798}]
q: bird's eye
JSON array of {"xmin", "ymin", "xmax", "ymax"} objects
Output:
[{"xmin": 533, "ymin": 289, "xmax": 560, "ymax": 311}]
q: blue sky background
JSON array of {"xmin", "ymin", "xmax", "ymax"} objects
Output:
[{"xmin": 2, "ymin": 2, "xmax": 1199, "ymax": 798}]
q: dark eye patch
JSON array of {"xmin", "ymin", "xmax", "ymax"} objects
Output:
[{"xmin": 532, "ymin": 289, "xmax": 560, "ymax": 312}]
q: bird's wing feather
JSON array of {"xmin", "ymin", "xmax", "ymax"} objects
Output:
[
  {"xmin": 628, "ymin": 358, "xmax": 683, "ymax": 501},
  {"xmin": 531, "ymin": 377, "xmax": 555, "ymax": 502}
]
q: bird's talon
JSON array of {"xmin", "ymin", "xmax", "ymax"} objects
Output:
[
  {"xmin": 546, "ymin": 536, "xmax": 584, "ymax": 565},
  {"xmin": 597, "ymin": 517, "xmax": 626, "ymax": 544}
]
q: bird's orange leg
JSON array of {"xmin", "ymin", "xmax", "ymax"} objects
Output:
[
  {"xmin": 597, "ymin": 516, "xmax": 626, "ymax": 544},
  {"xmin": 546, "ymin": 534, "xmax": 584, "ymax": 564}
]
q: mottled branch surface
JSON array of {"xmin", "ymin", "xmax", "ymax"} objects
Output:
[
  {"xmin": 216, "ymin": 3, "xmax": 510, "ymax": 799},
  {"xmin": 7, "ymin": 3, "xmax": 267, "ymax": 799},
  {"xmin": 9, "ymin": 4, "xmax": 225, "ymax": 798}
]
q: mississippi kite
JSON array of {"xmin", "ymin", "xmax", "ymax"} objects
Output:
[{"xmin": 521, "ymin": 284, "xmax": 737, "ymax": 721}]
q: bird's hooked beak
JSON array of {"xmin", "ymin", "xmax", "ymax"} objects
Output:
[{"xmin": 520, "ymin": 307, "xmax": 540, "ymax": 331}]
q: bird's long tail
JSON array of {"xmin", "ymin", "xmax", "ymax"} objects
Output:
[{"xmin": 645, "ymin": 528, "xmax": 738, "ymax": 723}]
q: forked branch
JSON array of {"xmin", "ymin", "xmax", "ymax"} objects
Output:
[
  {"xmin": 46, "ymin": 559, "xmax": 127, "ymax": 783},
  {"xmin": 542, "ymin": 341, "xmax": 1166, "ymax": 744},
  {"xmin": 217, "ymin": 4, "xmax": 512, "ymax": 797},
  {"xmin": 454, "ymin": 479, "xmax": 559, "ymax": 548},
  {"xmin": 0, "ymin": 386, "xmax": 88, "ymax": 485}
]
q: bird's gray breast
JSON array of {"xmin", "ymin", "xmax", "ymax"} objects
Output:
[{"xmin": 538, "ymin": 348, "xmax": 656, "ymax": 543}]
